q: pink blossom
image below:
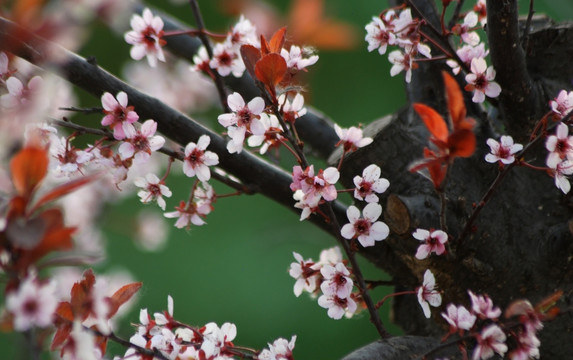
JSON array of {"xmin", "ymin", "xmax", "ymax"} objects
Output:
[
  {"xmin": 465, "ymin": 57, "xmax": 501, "ymax": 103},
  {"xmin": 319, "ymin": 246, "xmax": 344, "ymax": 265},
  {"xmin": 289, "ymin": 252, "xmax": 320, "ymax": 297},
  {"xmin": 124, "ymin": 8, "xmax": 166, "ymax": 67},
  {"xmin": 548, "ymin": 159, "xmax": 573, "ymax": 194},
  {"xmin": 183, "ymin": 135, "xmax": 219, "ymax": 181},
  {"xmin": 505, "ymin": 299, "xmax": 544, "ymax": 334},
  {"xmin": 365, "ymin": 16, "xmax": 397, "ymax": 55},
  {"xmin": 101, "ymin": 91, "xmax": 139, "ymax": 140},
  {"xmin": 291, "ymin": 165, "xmax": 340, "ymax": 208},
  {"xmin": 247, "ymin": 113, "xmax": 285, "ymax": 155},
  {"xmin": 320, "ymin": 262, "xmax": 354, "ymax": 299},
  {"xmin": 227, "ymin": 15, "xmax": 258, "ymax": 48},
  {"xmin": 318, "ymin": 293, "xmax": 357, "ymax": 320},
  {"xmin": 353, "ymin": 164, "xmax": 390, "ymax": 203},
  {"xmin": 191, "ymin": 46, "xmax": 211, "ymax": 73},
  {"xmin": 293, "ymin": 189, "xmax": 316, "ymax": 221},
  {"xmin": 472, "ymin": 324, "xmax": 508, "ymax": 360},
  {"xmin": 134, "ymin": 173, "xmax": 172, "ymax": 210},
  {"xmin": 279, "ymin": 93, "xmax": 307, "ymax": 123},
  {"xmin": 119, "ymin": 119, "xmax": 165, "ymax": 163},
  {"xmin": 259, "ymin": 336, "xmax": 296, "ymax": 360},
  {"xmin": 388, "ymin": 49, "xmax": 414, "ymax": 83},
  {"xmin": 549, "ymin": 90, "xmax": 573, "ymax": 119},
  {"xmin": 416, "ymin": 269, "xmax": 442, "ymax": 318},
  {"xmin": 50, "ymin": 136, "xmax": 94, "ymax": 176},
  {"xmin": 210, "ymin": 42, "xmax": 245, "ymax": 77},
  {"xmin": 441, "ymin": 304, "xmax": 476, "ymax": 333},
  {"xmin": 281, "ymin": 45, "xmax": 319, "ymax": 71},
  {"xmin": 1, "ymin": 75, "xmax": 43, "ymax": 109},
  {"xmin": 447, "ymin": 43, "xmax": 489, "ymax": 75},
  {"xmin": 334, "ymin": 124, "xmax": 373, "ymax": 152},
  {"xmin": 509, "ymin": 332, "xmax": 540, "ymax": 360},
  {"xmin": 340, "ymin": 203, "xmax": 389, "ymax": 247},
  {"xmin": 218, "ymin": 92, "xmax": 265, "ymax": 154},
  {"xmin": 485, "ymin": 135, "xmax": 523, "ymax": 165},
  {"xmin": 165, "ymin": 200, "xmax": 207, "ymax": 228},
  {"xmin": 452, "ymin": 11, "xmax": 480, "ymax": 46},
  {"xmin": 468, "ymin": 291, "xmax": 501, "ymax": 320},
  {"xmin": 6, "ymin": 276, "xmax": 57, "ymax": 331},
  {"xmin": 545, "ymin": 123, "xmax": 573, "ymax": 168},
  {"xmin": 413, "ymin": 228, "xmax": 448, "ymax": 260}
]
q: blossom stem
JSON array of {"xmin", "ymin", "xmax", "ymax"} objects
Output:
[
  {"xmin": 163, "ymin": 29, "xmax": 226, "ymax": 39},
  {"xmin": 375, "ymin": 290, "xmax": 416, "ymax": 309},
  {"xmin": 278, "ymin": 138, "xmax": 303, "ymax": 165},
  {"xmin": 188, "ymin": 0, "xmax": 230, "ymax": 113}
]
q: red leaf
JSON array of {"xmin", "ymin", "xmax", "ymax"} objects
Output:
[
  {"xmin": 240, "ymin": 44, "xmax": 261, "ymax": 79},
  {"xmin": 51, "ymin": 302, "xmax": 73, "ymax": 350},
  {"xmin": 10, "ymin": 145, "xmax": 48, "ymax": 199},
  {"xmin": 255, "ymin": 53, "xmax": 287, "ymax": 97},
  {"xmin": 268, "ymin": 27, "xmax": 287, "ymax": 53},
  {"xmin": 413, "ymin": 103, "xmax": 448, "ymax": 143},
  {"xmin": 442, "ymin": 71, "xmax": 467, "ymax": 128},
  {"xmin": 108, "ymin": 282, "xmax": 142, "ymax": 319},
  {"xmin": 448, "ymin": 129, "xmax": 476, "ymax": 158},
  {"xmin": 70, "ymin": 269, "xmax": 96, "ymax": 319},
  {"xmin": 30, "ymin": 173, "xmax": 100, "ymax": 214}
]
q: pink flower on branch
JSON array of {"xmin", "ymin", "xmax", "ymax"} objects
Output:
[
  {"xmin": 183, "ymin": 135, "xmax": 219, "ymax": 181},
  {"xmin": 218, "ymin": 92, "xmax": 265, "ymax": 154},
  {"xmin": 465, "ymin": 57, "xmax": 501, "ymax": 103},
  {"xmin": 468, "ymin": 290, "xmax": 501, "ymax": 320},
  {"xmin": 365, "ymin": 16, "xmax": 397, "ymax": 55},
  {"xmin": 441, "ymin": 304, "xmax": 476, "ymax": 335},
  {"xmin": 485, "ymin": 135, "xmax": 523, "ymax": 165},
  {"xmin": 320, "ymin": 262, "xmax": 354, "ymax": 299},
  {"xmin": 318, "ymin": 293, "xmax": 357, "ymax": 320},
  {"xmin": 6, "ymin": 275, "xmax": 57, "ymax": 331},
  {"xmin": 549, "ymin": 90, "xmax": 573, "ymax": 119},
  {"xmin": 416, "ymin": 269, "xmax": 442, "ymax": 319},
  {"xmin": 259, "ymin": 336, "xmax": 297, "ymax": 360},
  {"xmin": 340, "ymin": 203, "xmax": 389, "ymax": 247},
  {"xmin": 545, "ymin": 123, "xmax": 573, "ymax": 168},
  {"xmin": 472, "ymin": 324, "xmax": 508, "ymax": 360},
  {"xmin": 334, "ymin": 124, "xmax": 373, "ymax": 153},
  {"xmin": 353, "ymin": 164, "xmax": 390, "ymax": 203},
  {"xmin": 413, "ymin": 228, "xmax": 448, "ymax": 260},
  {"xmin": 118, "ymin": 119, "xmax": 165, "ymax": 164},
  {"xmin": 289, "ymin": 252, "xmax": 320, "ymax": 297},
  {"xmin": 101, "ymin": 91, "xmax": 139, "ymax": 140},
  {"xmin": 124, "ymin": 8, "xmax": 166, "ymax": 67},
  {"xmin": 134, "ymin": 173, "xmax": 172, "ymax": 211}
]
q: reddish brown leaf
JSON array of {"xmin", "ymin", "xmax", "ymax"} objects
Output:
[
  {"xmin": 255, "ymin": 53, "xmax": 287, "ymax": 97},
  {"xmin": 70, "ymin": 269, "xmax": 96, "ymax": 319},
  {"xmin": 240, "ymin": 44, "xmax": 261, "ymax": 79},
  {"xmin": 268, "ymin": 27, "xmax": 287, "ymax": 53},
  {"xmin": 260, "ymin": 34, "xmax": 270, "ymax": 55},
  {"xmin": 448, "ymin": 130, "xmax": 476, "ymax": 158},
  {"xmin": 31, "ymin": 173, "xmax": 100, "ymax": 214},
  {"xmin": 413, "ymin": 103, "xmax": 448, "ymax": 143},
  {"xmin": 108, "ymin": 282, "xmax": 142, "ymax": 318},
  {"xmin": 10, "ymin": 145, "xmax": 48, "ymax": 199},
  {"xmin": 51, "ymin": 302, "xmax": 73, "ymax": 350}
]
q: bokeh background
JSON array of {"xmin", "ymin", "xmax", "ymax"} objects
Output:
[{"xmin": 3, "ymin": 0, "xmax": 573, "ymax": 359}]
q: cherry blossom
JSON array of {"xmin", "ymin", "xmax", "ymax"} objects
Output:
[
  {"xmin": 545, "ymin": 123, "xmax": 573, "ymax": 168},
  {"xmin": 191, "ymin": 46, "xmax": 211, "ymax": 73},
  {"xmin": 293, "ymin": 189, "xmax": 316, "ymax": 221},
  {"xmin": 210, "ymin": 42, "xmax": 245, "ymax": 77},
  {"xmin": 441, "ymin": 304, "xmax": 476, "ymax": 334},
  {"xmin": 505, "ymin": 299, "xmax": 544, "ymax": 334},
  {"xmin": 548, "ymin": 159, "xmax": 573, "ymax": 194},
  {"xmin": 320, "ymin": 262, "xmax": 354, "ymax": 299},
  {"xmin": 468, "ymin": 291, "xmax": 502, "ymax": 320},
  {"xmin": 1, "ymin": 75, "xmax": 43, "ymax": 109},
  {"xmin": 452, "ymin": 11, "xmax": 480, "ymax": 46},
  {"xmin": 218, "ymin": 92, "xmax": 265, "ymax": 154},
  {"xmin": 318, "ymin": 246, "xmax": 344, "ymax": 266},
  {"xmin": 474, "ymin": 0, "xmax": 487, "ymax": 25},
  {"xmin": 290, "ymin": 165, "xmax": 340, "ymax": 206},
  {"xmin": 101, "ymin": 91, "xmax": 139, "ymax": 140},
  {"xmin": 247, "ymin": 113, "xmax": 285, "ymax": 154},
  {"xmin": 134, "ymin": 173, "xmax": 172, "ymax": 210},
  {"xmin": 289, "ymin": 252, "xmax": 320, "ymax": 297},
  {"xmin": 281, "ymin": 45, "xmax": 319, "ymax": 71},
  {"xmin": 485, "ymin": 135, "xmax": 523, "ymax": 165},
  {"xmin": 6, "ymin": 275, "xmax": 57, "ymax": 331},
  {"xmin": 279, "ymin": 93, "xmax": 307, "ymax": 123},
  {"xmin": 118, "ymin": 119, "xmax": 165, "ymax": 164},
  {"xmin": 549, "ymin": 90, "xmax": 573, "ymax": 119},
  {"xmin": 318, "ymin": 293, "xmax": 357, "ymax": 320},
  {"xmin": 227, "ymin": 15, "xmax": 258, "ymax": 48},
  {"xmin": 165, "ymin": 200, "xmax": 207, "ymax": 228},
  {"xmin": 124, "ymin": 8, "xmax": 166, "ymax": 67},
  {"xmin": 447, "ymin": 43, "xmax": 489, "ymax": 75},
  {"xmin": 50, "ymin": 136, "xmax": 94, "ymax": 176},
  {"xmin": 182, "ymin": 135, "xmax": 219, "ymax": 181},
  {"xmin": 472, "ymin": 324, "xmax": 508, "ymax": 360},
  {"xmin": 388, "ymin": 49, "xmax": 414, "ymax": 83},
  {"xmin": 334, "ymin": 124, "xmax": 373, "ymax": 152},
  {"xmin": 417, "ymin": 269, "xmax": 442, "ymax": 318},
  {"xmin": 413, "ymin": 228, "xmax": 448, "ymax": 260},
  {"xmin": 340, "ymin": 203, "xmax": 389, "ymax": 247},
  {"xmin": 509, "ymin": 332, "xmax": 541, "ymax": 360},
  {"xmin": 365, "ymin": 16, "xmax": 397, "ymax": 55},
  {"xmin": 259, "ymin": 336, "xmax": 297, "ymax": 360},
  {"xmin": 353, "ymin": 164, "xmax": 390, "ymax": 203},
  {"xmin": 465, "ymin": 57, "xmax": 501, "ymax": 103}
]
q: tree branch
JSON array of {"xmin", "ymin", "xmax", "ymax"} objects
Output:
[{"xmin": 0, "ymin": 15, "xmax": 346, "ymax": 236}]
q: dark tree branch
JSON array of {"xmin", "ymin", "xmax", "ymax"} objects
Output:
[
  {"xmin": 486, "ymin": 0, "xmax": 539, "ymax": 138},
  {"xmin": 0, "ymin": 15, "xmax": 346, "ymax": 236}
]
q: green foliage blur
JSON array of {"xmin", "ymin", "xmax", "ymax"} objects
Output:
[{"xmin": 2, "ymin": 0, "xmax": 572, "ymax": 359}]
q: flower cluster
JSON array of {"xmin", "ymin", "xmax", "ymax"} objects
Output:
[
  {"xmin": 291, "ymin": 165, "xmax": 340, "ymax": 220},
  {"xmin": 289, "ymin": 247, "xmax": 361, "ymax": 319},
  {"xmin": 124, "ymin": 8, "xmax": 166, "ymax": 67}
]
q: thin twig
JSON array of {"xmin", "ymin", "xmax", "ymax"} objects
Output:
[
  {"xmin": 59, "ymin": 106, "xmax": 103, "ymax": 114},
  {"xmin": 521, "ymin": 0, "xmax": 535, "ymax": 50},
  {"xmin": 447, "ymin": 0, "xmax": 465, "ymax": 31},
  {"xmin": 188, "ymin": 0, "xmax": 230, "ymax": 112}
]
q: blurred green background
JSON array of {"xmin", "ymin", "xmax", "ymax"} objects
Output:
[{"xmin": 3, "ymin": 0, "xmax": 573, "ymax": 359}]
